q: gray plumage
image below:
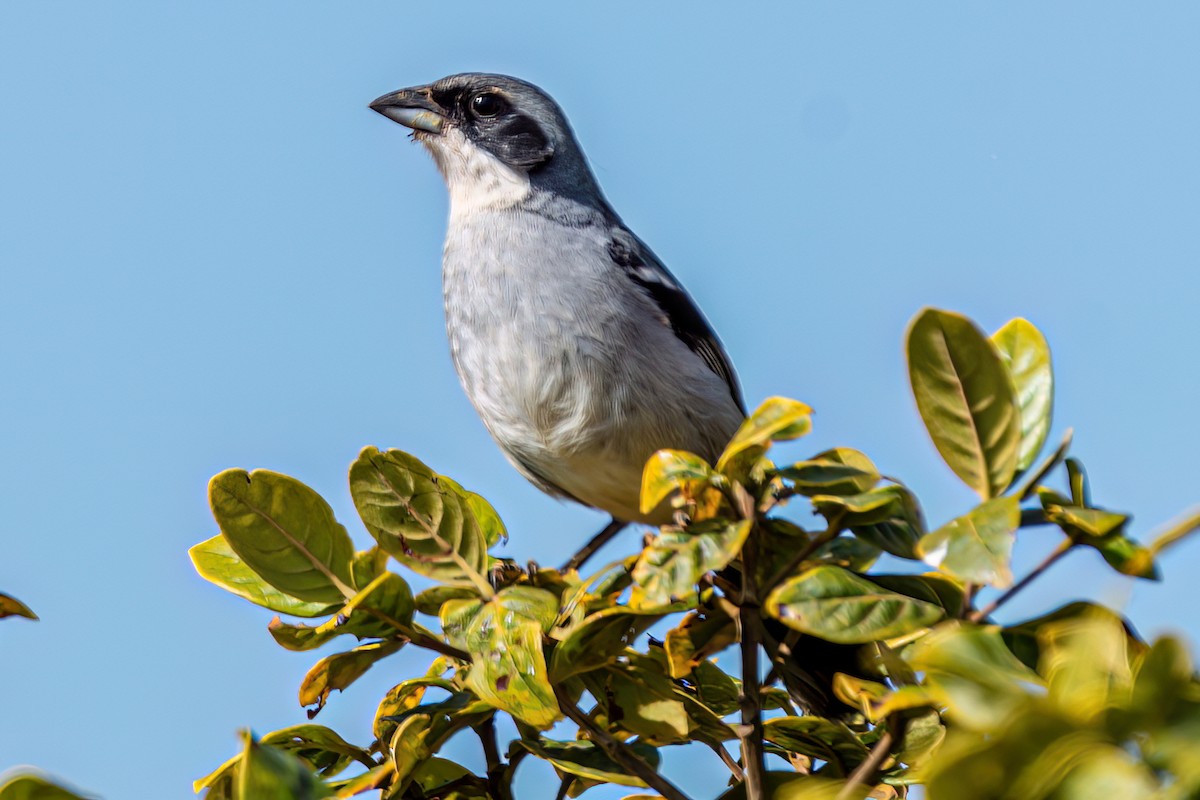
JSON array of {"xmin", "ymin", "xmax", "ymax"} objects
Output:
[{"xmin": 370, "ymin": 74, "xmax": 745, "ymax": 524}]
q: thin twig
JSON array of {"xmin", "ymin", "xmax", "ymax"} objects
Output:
[
  {"xmin": 709, "ymin": 742, "xmax": 745, "ymax": 781},
  {"xmin": 835, "ymin": 717, "xmax": 898, "ymax": 800},
  {"xmin": 554, "ymin": 775, "xmax": 571, "ymax": 800},
  {"xmin": 765, "ymin": 512, "xmax": 845, "ymax": 593},
  {"xmin": 359, "ymin": 608, "xmax": 471, "ymax": 661},
  {"xmin": 562, "ymin": 518, "xmax": 628, "ymax": 572},
  {"xmin": 474, "ymin": 716, "xmax": 505, "ymax": 800},
  {"xmin": 969, "ymin": 540, "xmax": 1075, "ymax": 623},
  {"xmin": 554, "ymin": 687, "xmax": 692, "ymax": 800},
  {"xmin": 737, "ymin": 532, "xmax": 767, "ymax": 800}
]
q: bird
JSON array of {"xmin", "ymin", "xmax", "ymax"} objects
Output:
[{"xmin": 369, "ymin": 73, "xmax": 747, "ymax": 567}]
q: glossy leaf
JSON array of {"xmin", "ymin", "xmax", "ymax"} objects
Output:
[
  {"xmin": 629, "ymin": 520, "xmax": 751, "ymax": 612},
  {"xmin": 640, "ymin": 449, "xmax": 714, "ymax": 515},
  {"xmin": 777, "ymin": 448, "xmax": 880, "ymax": 496},
  {"xmin": 992, "ymin": 318, "xmax": 1053, "ymax": 471},
  {"xmin": 663, "ymin": 608, "xmax": 737, "ymax": 678},
  {"xmin": 762, "ymin": 715, "xmax": 869, "ymax": 771},
  {"xmin": 871, "ymin": 572, "xmax": 966, "ymax": 618},
  {"xmin": 520, "ymin": 739, "xmax": 660, "ymax": 789},
  {"xmin": 716, "ymin": 773, "xmax": 845, "ymax": 800},
  {"xmin": 208, "ymin": 470, "xmax": 354, "ymax": 603},
  {"xmin": 717, "ymin": 396, "xmax": 813, "ymax": 475},
  {"xmin": 0, "ymin": 774, "xmax": 91, "ymax": 800},
  {"xmin": 550, "ymin": 607, "xmax": 659, "ymax": 681},
  {"xmin": 917, "ymin": 496, "xmax": 1019, "ymax": 587},
  {"xmin": 765, "ymin": 565, "xmax": 945, "ymax": 644},
  {"xmin": 259, "ymin": 724, "xmax": 374, "ymax": 778},
  {"xmin": 582, "ymin": 664, "xmax": 692, "ymax": 745},
  {"xmin": 414, "ymin": 585, "xmax": 479, "ymax": 616},
  {"xmin": 372, "ymin": 671, "xmax": 454, "ymax": 743},
  {"xmin": 440, "ymin": 586, "xmax": 559, "ymax": 728},
  {"xmin": 907, "ymin": 308, "xmax": 1021, "ymax": 499},
  {"xmin": 810, "ymin": 486, "xmax": 900, "ymax": 521},
  {"xmin": 268, "ymin": 572, "xmax": 414, "ymax": 651},
  {"xmin": 189, "ymin": 535, "xmax": 341, "ymax": 618},
  {"xmin": 298, "ymin": 640, "xmax": 404, "ymax": 716},
  {"xmin": 349, "ymin": 447, "xmax": 488, "ymax": 586},
  {"xmin": 236, "ymin": 731, "xmax": 329, "ymax": 800},
  {"xmin": 0, "ymin": 593, "xmax": 38, "ymax": 621}
]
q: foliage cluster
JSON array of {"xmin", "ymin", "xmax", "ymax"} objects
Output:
[{"xmin": 3, "ymin": 307, "xmax": 1199, "ymax": 800}]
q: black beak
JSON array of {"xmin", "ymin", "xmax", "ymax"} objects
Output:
[{"xmin": 369, "ymin": 87, "xmax": 446, "ymax": 134}]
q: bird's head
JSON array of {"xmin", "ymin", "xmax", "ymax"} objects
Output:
[{"xmin": 370, "ymin": 73, "xmax": 600, "ymax": 211}]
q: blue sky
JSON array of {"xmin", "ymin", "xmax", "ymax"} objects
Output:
[{"xmin": 2, "ymin": 2, "xmax": 1199, "ymax": 798}]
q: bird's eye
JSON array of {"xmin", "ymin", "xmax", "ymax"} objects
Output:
[{"xmin": 470, "ymin": 92, "xmax": 507, "ymax": 119}]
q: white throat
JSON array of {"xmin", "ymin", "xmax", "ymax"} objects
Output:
[{"xmin": 422, "ymin": 127, "xmax": 531, "ymax": 220}]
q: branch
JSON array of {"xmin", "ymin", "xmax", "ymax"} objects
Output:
[
  {"xmin": 737, "ymin": 532, "xmax": 767, "ymax": 800},
  {"xmin": 553, "ymin": 686, "xmax": 692, "ymax": 800},
  {"xmin": 764, "ymin": 512, "xmax": 844, "ymax": 593},
  {"xmin": 474, "ymin": 716, "xmax": 506, "ymax": 800},
  {"xmin": 969, "ymin": 540, "xmax": 1075, "ymax": 623},
  {"xmin": 360, "ymin": 608, "xmax": 471, "ymax": 661},
  {"xmin": 562, "ymin": 518, "xmax": 628, "ymax": 572},
  {"xmin": 709, "ymin": 742, "xmax": 745, "ymax": 782},
  {"xmin": 835, "ymin": 716, "xmax": 899, "ymax": 800}
]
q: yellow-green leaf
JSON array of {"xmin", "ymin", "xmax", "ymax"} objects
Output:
[
  {"xmin": 907, "ymin": 308, "xmax": 1021, "ymax": 499},
  {"xmin": 0, "ymin": 774, "xmax": 92, "ymax": 800},
  {"xmin": 630, "ymin": 520, "xmax": 752, "ymax": 612},
  {"xmin": 349, "ymin": 447, "xmax": 488, "ymax": 587},
  {"xmin": 440, "ymin": 587, "xmax": 559, "ymax": 729},
  {"xmin": 777, "ymin": 448, "xmax": 880, "ymax": 496},
  {"xmin": 639, "ymin": 449, "xmax": 713, "ymax": 515},
  {"xmin": 917, "ymin": 496, "xmax": 1019, "ymax": 587},
  {"xmin": 764, "ymin": 565, "xmax": 945, "ymax": 644},
  {"xmin": 189, "ymin": 535, "xmax": 342, "ymax": 618},
  {"xmin": 550, "ymin": 607, "xmax": 660, "ymax": 681},
  {"xmin": 717, "ymin": 396, "xmax": 812, "ymax": 475},
  {"xmin": 520, "ymin": 739, "xmax": 660, "ymax": 789},
  {"xmin": 268, "ymin": 572, "xmax": 414, "ymax": 651},
  {"xmin": 236, "ymin": 731, "xmax": 329, "ymax": 800},
  {"xmin": 992, "ymin": 318, "xmax": 1053, "ymax": 471},
  {"xmin": 298, "ymin": 640, "xmax": 404, "ymax": 715},
  {"xmin": 0, "ymin": 592, "xmax": 38, "ymax": 621},
  {"xmin": 209, "ymin": 470, "xmax": 355, "ymax": 604}
]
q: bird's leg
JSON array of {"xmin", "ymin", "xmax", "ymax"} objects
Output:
[{"xmin": 562, "ymin": 518, "xmax": 628, "ymax": 573}]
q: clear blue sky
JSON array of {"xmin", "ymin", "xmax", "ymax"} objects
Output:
[{"xmin": 2, "ymin": 3, "xmax": 1198, "ymax": 798}]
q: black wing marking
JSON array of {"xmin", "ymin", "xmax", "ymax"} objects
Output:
[{"xmin": 608, "ymin": 234, "xmax": 746, "ymax": 414}]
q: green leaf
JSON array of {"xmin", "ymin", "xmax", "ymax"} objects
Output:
[
  {"xmin": 809, "ymin": 485, "xmax": 907, "ymax": 527},
  {"xmin": 259, "ymin": 724, "xmax": 374, "ymax": 778},
  {"xmin": 908, "ymin": 622, "xmax": 1042, "ymax": 730},
  {"xmin": 189, "ymin": 535, "xmax": 341, "ymax": 618},
  {"xmin": 917, "ymin": 496, "xmax": 1019, "ymax": 587},
  {"xmin": 440, "ymin": 586, "xmax": 560, "ymax": 728},
  {"xmin": 639, "ymin": 449, "xmax": 714, "ymax": 515},
  {"xmin": 629, "ymin": 520, "xmax": 752, "ymax": 612},
  {"xmin": 414, "ymin": 585, "xmax": 479, "ymax": 616},
  {"xmin": 349, "ymin": 447, "xmax": 488, "ymax": 587},
  {"xmin": 0, "ymin": 593, "xmax": 38, "ymax": 621},
  {"xmin": 762, "ymin": 716, "xmax": 869, "ymax": 772},
  {"xmin": 776, "ymin": 448, "xmax": 880, "ymax": 496},
  {"xmin": 991, "ymin": 318, "xmax": 1053, "ymax": 471},
  {"xmin": 520, "ymin": 739, "xmax": 660, "ymax": 790},
  {"xmin": 236, "ymin": 731, "xmax": 329, "ymax": 800},
  {"xmin": 1001, "ymin": 601, "xmax": 1145, "ymax": 672},
  {"xmin": 764, "ymin": 565, "xmax": 945, "ymax": 644},
  {"xmin": 812, "ymin": 536, "xmax": 881, "ymax": 571},
  {"xmin": 581, "ymin": 664, "xmax": 693, "ymax": 745},
  {"xmin": 298, "ymin": 640, "xmax": 404, "ymax": 715},
  {"xmin": 550, "ymin": 607, "xmax": 660, "ymax": 681},
  {"xmin": 411, "ymin": 758, "xmax": 489, "ymax": 798},
  {"xmin": 717, "ymin": 396, "xmax": 812, "ymax": 475},
  {"xmin": 194, "ymin": 753, "xmax": 240, "ymax": 799},
  {"xmin": 1039, "ymin": 612, "xmax": 1134, "ymax": 721},
  {"xmin": 871, "ymin": 572, "xmax": 966, "ymax": 618},
  {"xmin": 208, "ymin": 469, "xmax": 354, "ymax": 604},
  {"xmin": 716, "ymin": 773, "xmax": 845, "ymax": 800},
  {"xmin": 906, "ymin": 308, "xmax": 1021, "ymax": 499},
  {"xmin": 268, "ymin": 572, "xmax": 414, "ymax": 651},
  {"xmin": 663, "ymin": 607, "xmax": 737, "ymax": 678},
  {"xmin": 372, "ymin": 670, "xmax": 454, "ymax": 743},
  {"xmin": 0, "ymin": 774, "xmax": 92, "ymax": 800},
  {"xmin": 1045, "ymin": 505, "xmax": 1128, "ymax": 538}
]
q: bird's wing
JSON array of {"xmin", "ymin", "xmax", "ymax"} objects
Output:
[{"xmin": 607, "ymin": 232, "xmax": 747, "ymax": 415}]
